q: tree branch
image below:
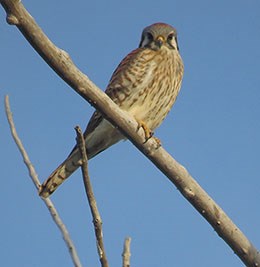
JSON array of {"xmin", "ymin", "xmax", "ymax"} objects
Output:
[
  {"xmin": 1, "ymin": 1, "xmax": 260, "ymax": 266},
  {"xmin": 75, "ymin": 126, "xmax": 109, "ymax": 267},
  {"xmin": 122, "ymin": 237, "xmax": 131, "ymax": 267},
  {"xmin": 4, "ymin": 95, "xmax": 83, "ymax": 267}
]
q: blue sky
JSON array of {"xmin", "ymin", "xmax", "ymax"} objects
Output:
[{"xmin": 1, "ymin": 0, "xmax": 260, "ymax": 266}]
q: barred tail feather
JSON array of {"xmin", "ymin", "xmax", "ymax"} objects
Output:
[
  {"xmin": 39, "ymin": 149, "xmax": 82, "ymax": 198},
  {"xmin": 39, "ymin": 121, "xmax": 124, "ymax": 198},
  {"xmin": 39, "ymin": 145, "xmax": 103, "ymax": 198}
]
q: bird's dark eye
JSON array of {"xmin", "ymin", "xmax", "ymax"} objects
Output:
[
  {"xmin": 146, "ymin": 32, "xmax": 153, "ymax": 41},
  {"xmin": 139, "ymin": 32, "xmax": 154, "ymax": 48},
  {"xmin": 167, "ymin": 33, "xmax": 174, "ymax": 41}
]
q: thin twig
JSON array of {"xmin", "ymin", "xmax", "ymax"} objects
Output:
[
  {"xmin": 122, "ymin": 237, "xmax": 131, "ymax": 267},
  {"xmin": 75, "ymin": 126, "xmax": 109, "ymax": 267},
  {"xmin": 1, "ymin": 1, "xmax": 260, "ymax": 266},
  {"xmin": 4, "ymin": 95, "xmax": 82, "ymax": 267}
]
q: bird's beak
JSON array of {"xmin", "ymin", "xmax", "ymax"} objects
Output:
[{"xmin": 155, "ymin": 36, "xmax": 165, "ymax": 48}]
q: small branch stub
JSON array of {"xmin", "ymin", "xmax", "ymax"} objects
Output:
[
  {"xmin": 122, "ymin": 237, "xmax": 131, "ymax": 267},
  {"xmin": 6, "ymin": 13, "xmax": 19, "ymax": 25}
]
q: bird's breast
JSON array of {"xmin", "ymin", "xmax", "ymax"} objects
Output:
[{"xmin": 108, "ymin": 47, "xmax": 183, "ymax": 131}]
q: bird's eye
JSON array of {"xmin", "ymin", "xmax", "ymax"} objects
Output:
[
  {"xmin": 167, "ymin": 33, "xmax": 174, "ymax": 41},
  {"xmin": 146, "ymin": 32, "xmax": 153, "ymax": 41},
  {"xmin": 139, "ymin": 32, "xmax": 154, "ymax": 48}
]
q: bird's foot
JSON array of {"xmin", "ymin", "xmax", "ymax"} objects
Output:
[
  {"xmin": 136, "ymin": 119, "xmax": 154, "ymax": 142},
  {"xmin": 152, "ymin": 136, "xmax": 162, "ymax": 148},
  {"xmin": 135, "ymin": 119, "xmax": 161, "ymax": 148}
]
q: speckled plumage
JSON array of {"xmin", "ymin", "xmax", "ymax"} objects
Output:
[{"xmin": 39, "ymin": 23, "xmax": 184, "ymax": 198}]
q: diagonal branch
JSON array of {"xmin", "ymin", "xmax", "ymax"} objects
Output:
[
  {"xmin": 4, "ymin": 95, "xmax": 83, "ymax": 267},
  {"xmin": 1, "ymin": 1, "xmax": 260, "ymax": 266},
  {"xmin": 75, "ymin": 126, "xmax": 109, "ymax": 267}
]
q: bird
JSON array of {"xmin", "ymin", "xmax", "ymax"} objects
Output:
[{"xmin": 39, "ymin": 22, "xmax": 184, "ymax": 198}]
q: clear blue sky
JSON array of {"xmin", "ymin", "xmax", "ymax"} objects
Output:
[{"xmin": 1, "ymin": 0, "xmax": 260, "ymax": 266}]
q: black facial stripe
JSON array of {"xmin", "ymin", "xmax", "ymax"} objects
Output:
[{"xmin": 167, "ymin": 37, "xmax": 176, "ymax": 50}]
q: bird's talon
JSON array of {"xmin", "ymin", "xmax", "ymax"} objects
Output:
[
  {"xmin": 136, "ymin": 119, "xmax": 153, "ymax": 141},
  {"xmin": 153, "ymin": 137, "xmax": 161, "ymax": 148}
]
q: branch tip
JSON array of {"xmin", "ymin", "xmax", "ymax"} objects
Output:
[{"xmin": 122, "ymin": 237, "xmax": 131, "ymax": 267}]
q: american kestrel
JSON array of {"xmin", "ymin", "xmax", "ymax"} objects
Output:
[{"xmin": 39, "ymin": 22, "xmax": 184, "ymax": 198}]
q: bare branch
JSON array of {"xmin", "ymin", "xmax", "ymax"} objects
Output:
[
  {"xmin": 75, "ymin": 126, "xmax": 109, "ymax": 267},
  {"xmin": 122, "ymin": 237, "xmax": 131, "ymax": 267},
  {"xmin": 1, "ymin": 1, "xmax": 260, "ymax": 266},
  {"xmin": 4, "ymin": 95, "xmax": 83, "ymax": 267}
]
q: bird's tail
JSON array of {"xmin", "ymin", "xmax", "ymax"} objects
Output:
[
  {"xmin": 39, "ymin": 121, "xmax": 124, "ymax": 198},
  {"xmin": 39, "ymin": 148, "xmax": 83, "ymax": 198}
]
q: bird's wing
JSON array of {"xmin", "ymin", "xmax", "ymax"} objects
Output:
[{"xmin": 83, "ymin": 48, "xmax": 144, "ymax": 137}]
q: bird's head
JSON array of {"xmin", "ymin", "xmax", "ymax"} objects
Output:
[{"xmin": 139, "ymin": 22, "xmax": 179, "ymax": 51}]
